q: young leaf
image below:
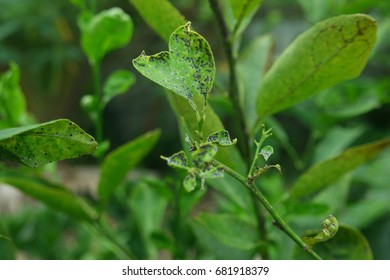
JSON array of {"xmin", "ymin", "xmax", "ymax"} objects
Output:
[
  {"xmin": 0, "ymin": 173, "xmax": 98, "ymax": 222},
  {"xmin": 293, "ymin": 225, "xmax": 373, "ymax": 260},
  {"xmin": 288, "ymin": 138, "xmax": 390, "ymax": 199},
  {"xmin": 302, "ymin": 215, "xmax": 339, "ymax": 246},
  {"xmin": 81, "ymin": 7, "xmax": 133, "ymax": 65},
  {"xmin": 132, "ymin": 22, "xmax": 215, "ymax": 108},
  {"xmin": 0, "ymin": 119, "xmax": 97, "ymax": 168},
  {"xmin": 207, "ymin": 129, "xmax": 237, "ymax": 147},
  {"xmin": 256, "ymin": 14, "xmax": 377, "ymax": 120},
  {"xmin": 260, "ymin": 145, "xmax": 274, "ymax": 161},
  {"xmin": 0, "ymin": 62, "xmax": 29, "ymax": 126},
  {"xmin": 161, "ymin": 150, "xmax": 189, "ymax": 170},
  {"xmin": 183, "ymin": 172, "xmax": 196, "ymax": 192},
  {"xmin": 129, "ymin": 0, "xmax": 186, "ymax": 42},
  {"xmin": 102, "ymin": 69, "xmax": 135, "ymax": 106},
  {"xmin": 192, "ymin": 143, "xmax": 218, "ymax": 169},
  {"xmin": 98, "ymin": 129, "xmax": 160, "ymax": 202}
]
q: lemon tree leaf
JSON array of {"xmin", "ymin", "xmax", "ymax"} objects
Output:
[
  {"xmin": 0, "ymin": 119, "xmax": 97, "ymax": 168},
  {"xmin": 256, "ymin": 14, "xmax": 377, "ymax": 120}
]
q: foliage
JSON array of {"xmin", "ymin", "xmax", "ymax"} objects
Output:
[{"xmin": 0, "ymin": 0, "xmax": 389, "ymax": 260}]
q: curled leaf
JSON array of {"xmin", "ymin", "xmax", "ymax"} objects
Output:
[
  {"xmin": 302, "ymin": 215, "xmax": 339, "ymax": 246},
  {"xmin": 183, "ymin": 172, "xmax": 197, "ymax": 192},
  {"xmin": 191, "ymin": 143, "xmax": 218, "ymax": 169},
  {"xmin": 206, "ymin": 129, "xmax": 237, "ymax": 147},
  {"xmin": 260, "ymin": 145, "xmax": 274, "ymax": 161},
  {"xmin": 161, "ymin": 150, "xmax": 189, "ymax": 170}
]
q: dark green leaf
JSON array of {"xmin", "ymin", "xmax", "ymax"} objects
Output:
[
  {"xmin": 103, "ymin": 69, "xmax": 135, "ymax": 106},
  {"xmin": 288, "ymin": 138, "xmax": 390, "ymax": 199},
  {"xmin": 256, "ymin": 14, "xmax": 377, "ymax": 120},
  {"xmin": 0, "ymin": 119, "xmax": 97, "ymax": 168},
  {"xmin": 81, "ymin": 7, "xmax": 133, "ymax": 64},
  {"xmin": 293, "ymin": 225, "xmax": 373, "ymax": 259},
  {"xmin": 129, "ymin": 0, "xmax": 186, "ymax": 42},
  {"xmin": 0, "ymin": 173, "xmax": 97, "ymax": 222},
  {"xmin": 98, "ymin": 129, "xmax": 160, "ymax": 202},
  {"xmin": 0, "ymin": 223, "xmax": 16, "ymax": 260},
  {"xmin": 133, "ymin": 22, "xmax": 215, "ymax": 108}
]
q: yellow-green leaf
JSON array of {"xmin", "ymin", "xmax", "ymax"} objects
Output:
[{"xmin": 256, "ymin": 14, "xmax": 377, "ymax": 120}]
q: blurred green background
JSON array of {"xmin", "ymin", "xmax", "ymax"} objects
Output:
[{"xmin": 0, "ymin": 0, "xmax": 389, "ymax": 259}]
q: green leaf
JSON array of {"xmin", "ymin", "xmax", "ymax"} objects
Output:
[
  {"xmin": 293, "ymin": 225, "xmax": 373, "ymax": 260},
  {"xmin": 206, "ymin": 129, "xmax": 237, "ymax": 147},
  {"xmin": 288, "ymin": 138, "xmax": 390, "ymax": 199},
  {"xmin": 81, "ymin": 7, "xmax": 133, "ymax": 64},
  {"xmin": 238, "ymin": 35, "xmax": 273, "ymax": 128},
  {"xmin": 0, "ymin": 223, "xmax": 16, "ymax": 260},
  {"xmin": 228, "ymin": 0, "xmax": 262, "ymax": 38},
  {"xmin": 192, "ymin": 143, "xmax": 218, "ymax": 168},
  {"xmin": 0, "ymin": 62, "xmax": 29, "ymax": 126},
  {"xmin": 0, "ymin": 173, "xmax": 97, "ymax": 222},
  {"xmin": 260, "ymin": 145, "xmax": 274, "ymax": 161},
  {"xmin": 161, "ymin": 150, "xmax": 189, "ymax": 170},
  {"xmin": 102, "ymin": 69, "xmax": 135, "ymax": 106},
  {"xmin": 302, "ymin": 215, "xmax": 339, "ymax": 246},
  {"xmin": 133, "ymin": 22, "xmax": 215, "ymax": 109},
  {"xmin": 0, "ymin": 119, "xmax": 97, "ymax": 168},
  {"xmin": 128, "ymin": 179, "xmax": 170, "ymax": 259},
  {"xmin": 256, "ymin": 14, "xmax": 377, "ymax": 120},
  {"xmin": 129, "ymin": 0, "xmax": 186, "ymax": 42},
  {"xmin": 98, "ymin": 129, "xmax": 160, "ymax": 202},
  {"xmin": 183, "ymin": 172, "xmax": 196, "ymax": 192},
  {"xmin": 168, "ymin": 93, "xmax": 246, "ymax": 174},
  {"xmin": 191, "ymin": 213, "xmax": 258, "ymax": 259}
]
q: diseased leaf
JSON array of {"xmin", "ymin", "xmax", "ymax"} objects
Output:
[
  {"xmin": 293, "ymin": 225, "xmax": 373, "ymax": 260},
  {"xmin": 129, "ymin": 0, "xmax": 186, "ymax": 42},
  {"xmin": 183, "ymin": 172, "xmax": 196, "ymax": 192},
  {"xmin": 288, "ymin": 138, "xmax": 390, "ymax": 199},
  {"xmin": 207, "ymin": 129, "xmax": 237, "ymax": 147},
  {"xmin": 168, "ymin": 93, "xmax": 246, "ymax": 174},
  {"xmin": 161, "ymin": 150, "xmax": 189, "ymax": 170},
  {"xmin": 256, "ymin": 14, "xmax": 377, "ymax": 120},
  {"xmin": 103, "ymin": 69, "xmax": 135, "ymax": 106},
  {"xmin": 98, "ymin": 129, "xmax": 160, "ymax": 202},
  {"xmin": 0, "ymin": 119, "xmax": 97, "ymax": 168},
  {"xmin": 133, "ymin": 22, "xmax": 215, "ymax": 110},
  {"xmin": 192, "ymin": 143, "xmax": 218, "ymax": 168},
  {"xmin": 81, "ymin": 7, "xmax": 133, "ymax": 64},
  {"xmin": 0, "ymin": 173, "xmax": 97, "ymax": 222}
]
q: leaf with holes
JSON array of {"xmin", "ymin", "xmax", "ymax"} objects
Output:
[
  {"xmin": 0, "ymin": 119, "xmax": 97, "ymax": 168},
  {"xmin": 207, "ymin": 129, "xmax": 237, "ymax": 147},
  {"xmin": 132, "ymin": 22, "xmax": 215, "ymax": 111}
]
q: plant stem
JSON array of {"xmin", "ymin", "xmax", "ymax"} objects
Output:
[
  {"xmin": 92, "ymin": 62, "xmax": 103, "ymax": 145},
  {"xmin": 209, "ymin": 0, "xmax": 249, "ymax": 162},
  {"xmin": 248, "ymin": 126, "xmax": 272, "ymax": 176},
  {"xmin": 216, "ymin": 160, "xmax": 323, "ymax": 260}
]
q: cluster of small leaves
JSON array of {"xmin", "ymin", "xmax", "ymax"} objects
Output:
[{"xmin": 162, "ymin": 129, "xmax": 236, "ymax": 192}]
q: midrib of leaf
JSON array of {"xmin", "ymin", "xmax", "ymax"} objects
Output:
[{"xmin": 269, "ymin": 20, "xmax": 369, "ymax": 111}]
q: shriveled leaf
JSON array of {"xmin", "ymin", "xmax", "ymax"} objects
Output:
[
  {"xmin": 133, "ymin": 22, "xmax": 215, "ymax": 108},
  {"xmin": 0, "ymin": 173, "xmax": 97, "ymax": 222},
  {"xmin": 161, "ymin": 150, "xmax": 189, "ymax": 170},
  {"xmin": 289, "ymin": 138, "xmax": 390, "ymax": 199},
  {"xmin": 0, "ymin": 62, "xmax": 29, "ymax": 126},
  {"xmin": 81, "ymin": 7, "xmax": 133, "ymax": 64},
  {"xmin": 168, "ymin": 92, "xmax": 246, "ymax": 174},
  {"xmin": 103, "ymin": 69, "xmax": 135, "ymax": 106},
  {"xmin": 260, "ymin": 145, "xmax": 274, "ymax": 161},
  {"xmin": 98, "ymin": 129, "xmax": 160, "ymax": 202},
  {"xmin": 183, "ymin": 172, "xmax": 196, "ymax": 192},
  {"xmin": 302, "ymin": 215, "xmax": 339, "ymax": 246},
  {"xmin": 199, "ymin": 164, "xmax": 224, "ymax": 179},
  {"xmin": 293, "ymin": 225, "xmax": 373, "ymax": 260},
  {"xmin": 256, "ymin": 14, "xmax": 377, "ymax": 120},
  {"xmin": 192, "ymin": 143, "xmax": 218, "ymax": 168},
  {"xmin": 0, "ymin": 119, "xmax": 97, "ymax": 168},
  {"xmin": 191, "ymin": 213, "xmax": 258, "ymax": 257},
  {"xmin": 207, "ymin": 129, "xmax": 237, "ymax": 147},
  {"xmin": 129, "ymin": 0, "xmax": 186, "ymax": 42}
]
